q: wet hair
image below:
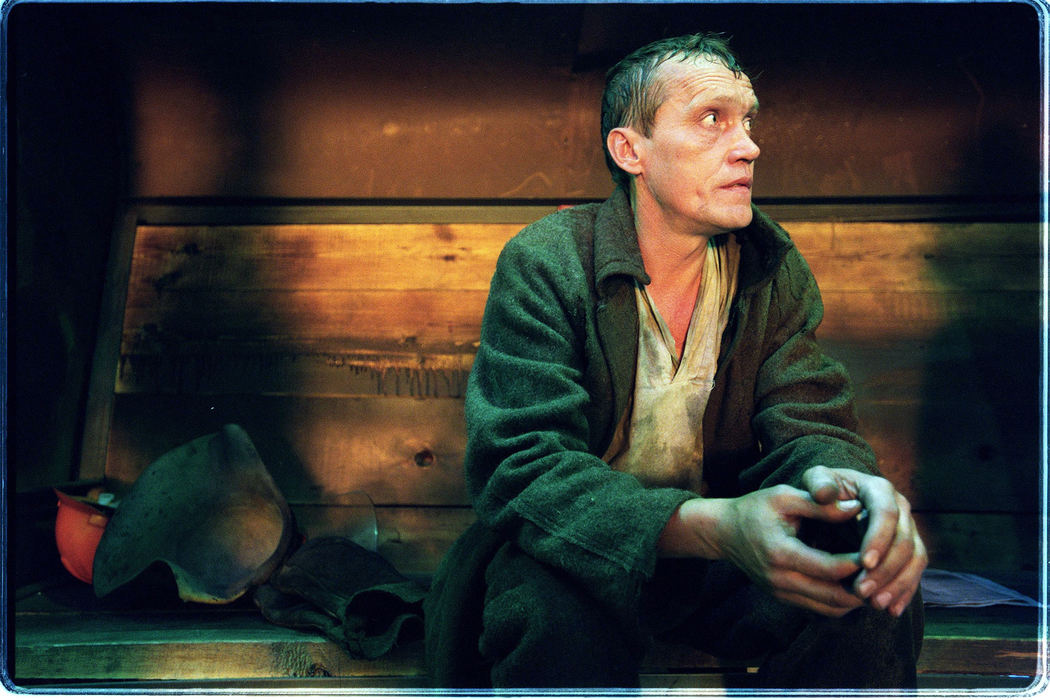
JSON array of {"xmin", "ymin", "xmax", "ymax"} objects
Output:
[{"xmin": 601, "ymin": 33, "xmax": 748, "ymax": 189}]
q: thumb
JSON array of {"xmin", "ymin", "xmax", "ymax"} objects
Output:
[
  {"xmin": 802, "ymin": 465, "xmax": 865, "ymax": 506},
  {"xmin": 794, "ymin": 492, "xmax": 864, "ymax": 525},
  {"xmin": 802, "ymin": 465, "xmax": 841, "ymax": 504},
  {"xmin": 781, "ymin": 485, "xmax": 864, "ymax": 524},
  {"xmin": 819, "ymin": 497, "xmax": 865, "ymax": 523}
]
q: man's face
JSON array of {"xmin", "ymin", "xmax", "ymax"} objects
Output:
[{"xmin": 631, "ymin": 56, "xmax": 760, "ymax": 237}]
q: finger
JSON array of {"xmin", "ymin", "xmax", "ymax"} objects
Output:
[
  {"xmin": 776, "ymin": 590, "xmax": 860, "ymax": 618},
  {"xmin": 776, "ymin": 591, "xmax": 861, "ymax": 617},
  {"xmin": 771, "ymin": 535, "xmax": 862, "ymax": 583},
  {"xmin": 820, "ymin": 497, "xmax": 865, "ymax": 523},
  {"xmin": 854, "ymin": 476, "xmax": 900, "ymax": 570},
  {"xmin": 872, "ymin": 531, "xmax": 928, "ymax": 616},
  {"xmin": 773, "ymin": 483, "xmax": 863, "ymax": 524},
  {"xmin": 771, "ymin": 574, "xmax": 866, "ymax": 618},
  {"xmin": 869, "ymin": 555, "xmax": 922, "ymax": 614},
  {"xmin": 888, "ymin": 541, "xmax": 928, "ymax": 617},
  {"xmin": 878, "ymin": 552, "xmax": 925, "ymax": 616},
  {"xmin": 771, "ymin": 566, "xmax": 867, "ymax": 607},
  {"xmin": 802, "ymin": 466, "xmax": 865, "ymax": 506},
  {"xmin": 855, "ymin": 493, "xmax": 915, "ymax": 598}
]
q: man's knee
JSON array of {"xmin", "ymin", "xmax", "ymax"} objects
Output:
[
  {"xmin": 480, "ymin": 544, "xmax": 642, "ymax": 688},
  {"xmin": 756, "ymin": 595, "xmax": 923, "ymax": 689}
]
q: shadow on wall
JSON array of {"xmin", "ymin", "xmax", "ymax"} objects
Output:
[{"xmin": 914, "ymin": 201, "xmax": 1042, "ymax": 574}]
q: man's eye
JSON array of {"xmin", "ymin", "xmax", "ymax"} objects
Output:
[
  {"xmin": 743, "ymin": 117, "xmax": 755, "ymax": 132},
  {"xmin": 700, "ymin": 113, "xmax": 718, "ymax": 126}
]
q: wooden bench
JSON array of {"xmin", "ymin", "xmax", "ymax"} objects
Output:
[{"xmin": 12, "ymin": 202, "xmax": 1044, "ymax": 690}]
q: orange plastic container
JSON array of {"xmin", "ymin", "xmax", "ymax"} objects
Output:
[{"xmin": 54, "ymin": 490, "xmax": 111, "ymax": 584}]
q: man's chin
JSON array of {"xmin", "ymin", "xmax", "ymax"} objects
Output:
[{"xmin": 718, "ymin": 206, "xmax": 754, "ymax": 233}]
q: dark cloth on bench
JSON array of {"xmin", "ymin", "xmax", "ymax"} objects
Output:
[{"xmin": 256, "ymin": 536, "xmax": 426, "ymax": 660}]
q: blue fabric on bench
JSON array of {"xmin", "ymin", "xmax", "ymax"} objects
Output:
[{"xmin": 920, "ymin": 569, "xmax": 1038, "ymax": 608}]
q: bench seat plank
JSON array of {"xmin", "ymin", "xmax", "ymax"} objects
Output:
[
  {"xmin": 13, "ymin": 610, "xmax": 425, "ymax": 682},
  {"xmin": 13, "ymin": 605, "xmax": 1041, "ymax": 684}
]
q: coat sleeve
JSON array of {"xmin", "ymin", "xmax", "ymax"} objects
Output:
[
  {"xmin": 739, "ymin": 245, "xmax": 880, "ymax": 494},
  {"xmin": 464, "ymin": 231, "xmax": 695, "ymax": 624}
]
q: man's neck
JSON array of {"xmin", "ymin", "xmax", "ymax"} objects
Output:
[
  {"xmin": 630, "ymin": 185, "xmax": 711, "ymax": 287},
  {"xmin": 630, "ymin": 186, "xmax": 710, "ymax": 356}
]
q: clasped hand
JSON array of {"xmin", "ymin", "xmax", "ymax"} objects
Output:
[{"xmin": 713, "ymin": 466, "xmax": 927, "ymax": 618}]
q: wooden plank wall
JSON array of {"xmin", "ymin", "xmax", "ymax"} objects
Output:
[{"xmin": 94, "ymin": 211, "xmax": 1043, "ymax": 577}]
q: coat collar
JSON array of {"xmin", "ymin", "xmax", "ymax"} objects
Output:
[
  {"xmin": 593, "ymin": 187, "xmax": 649, "ymax": 297},
  {"xmin": 592, "ymin": 186, "xmax": 794, "ymax": 298},
  {"xmin": 734, "ymin": 205, "xmax": 796, "ymax": 297}
]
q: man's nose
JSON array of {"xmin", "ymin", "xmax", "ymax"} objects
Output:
[{"xmin": 731, "ymin": 126, "xmax": 760, "ymax": 163}]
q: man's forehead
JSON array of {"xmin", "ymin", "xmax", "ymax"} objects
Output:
[{"xmin": 655, "ymin": 55, "xmax": 757, "ymax": 108}]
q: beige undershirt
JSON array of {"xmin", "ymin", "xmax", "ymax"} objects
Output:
[{"xmin": 603, "ymin": 235, "xmax": 741, "ymax": 493}]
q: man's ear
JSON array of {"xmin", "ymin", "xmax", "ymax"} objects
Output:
[{"xmin": 606, "ymin": 127, "xmax": 644, "ymax": 177}]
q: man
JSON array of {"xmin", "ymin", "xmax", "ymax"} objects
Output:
[{"xmin": 424, "ymin": 33, "xmax": 926, "ymax": 689}]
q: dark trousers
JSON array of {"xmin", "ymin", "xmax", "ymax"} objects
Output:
[{"xmin": 479, "ymin": 544, "xmax": 924, "ymax": 690}]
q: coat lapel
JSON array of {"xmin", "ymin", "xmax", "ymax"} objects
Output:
[
  {"xmin": 596, "ymin": 280, "xmax": 638, "ymax": 449},
  {"xmin": 592, "ymin": 189, "xmax": 647, "ymax": 450}
]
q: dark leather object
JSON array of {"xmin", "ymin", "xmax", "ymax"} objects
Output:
[
  {"xmin": 93, "ymin": 424, "xmax": 295, "ymax": 603},
  {"xmin": 255, "ymin": 536, "xmax": 427, "ymax": 659}
]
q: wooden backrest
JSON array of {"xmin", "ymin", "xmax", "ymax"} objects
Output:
[{"xmin": 81, "ymin": 206, "xmax": 1042, "ymax": 575}]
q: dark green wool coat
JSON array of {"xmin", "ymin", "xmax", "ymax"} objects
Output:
[{"xmin": 424, "ymin": 186, "xmax": 878, "ymax": 686}]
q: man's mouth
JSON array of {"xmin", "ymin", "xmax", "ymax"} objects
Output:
[{"xmin": 722, "ymin": 177, "xmax": 753, "ymax": 191}]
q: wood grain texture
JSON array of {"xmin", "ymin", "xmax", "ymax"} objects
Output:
[
  {"xmin": 87, "ymin": 215, "xmax": 1044, "ymax": 578},
  {"xmin": 128, "ymin": 223, "xmax": 520, "ymax": 292},
  {"xmin": 119, "ymin": 221, "xmax": 1041, "ymax": 355},
  {"xmin": 103, "ymin": 388, "xmax": 1041, "ymax": 520},
  {"xmin": 105, "ymin": 395, "xmax": 469, "ymax": 507},
  {"xmin": 128, "ymin": 222, "xmax": 1040, "ymax": 296}
]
